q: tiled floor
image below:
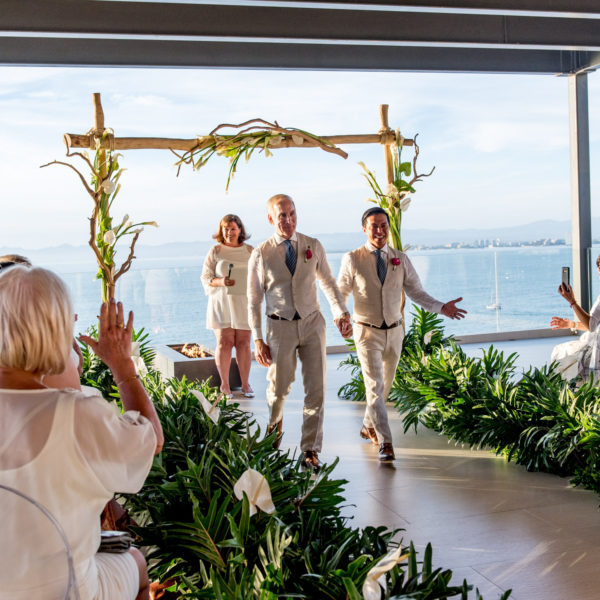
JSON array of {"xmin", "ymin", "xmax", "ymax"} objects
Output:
[{"xmin": 236, "ymin": 337, "xmax": 600, "ymax": 600}]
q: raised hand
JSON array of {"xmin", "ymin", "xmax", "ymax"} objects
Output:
[{"xmin": 441, "ymin": 297, "xmax": 467, "ymax": 320}]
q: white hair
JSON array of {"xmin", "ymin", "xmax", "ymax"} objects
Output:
[{"xmin": 0, "ymin": 266, "xmax": 73, "ymax": 374}]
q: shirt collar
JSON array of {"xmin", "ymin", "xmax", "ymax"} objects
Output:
[
  {"xmin": 274, "ymin": 232, "xmax": 298, "ymax": 245},
  {"xmin": 365, "ymin": 241, "xmax": 389, "ymax": 254}
]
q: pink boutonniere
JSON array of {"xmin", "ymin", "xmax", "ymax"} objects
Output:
[
  {"xmin": 391, "ymin": 257, "xmax": 401, "ymax": 271},
  {"xmin": 305, "ymin": 246, "xmax": 312, "ymax": 262}
]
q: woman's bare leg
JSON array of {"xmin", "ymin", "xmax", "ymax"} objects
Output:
[
  {"xmin": 130, "ymin": 548, "xmax": 149, "ymax": 600},
  {"xmin": 214, "ymin": 328, "xmax": 235, "ymax": 394},
  {"xmin": 234, "ymin": 329, "xmax": 252, "ymax": 392}
]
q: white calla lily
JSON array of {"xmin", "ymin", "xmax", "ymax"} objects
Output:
[
  {"xmin": 101, "ymin": 179, "xmax": 116, "ymax": 194},
  {"xmin": 424, "ymin": 331, "xmax": 434, "ymax": 345},
  {"xmin": 103, "ymin": 230, "xmax": 116, "ymax": 246},
  {"xmin": 400, "ymin": 197, "xmax": 411, "ymax": 212},
  {"xmin": 191, "ymin": 389, "xmax": 220, "ymax": 424},
  {"xmin": 130, "ymin": 341, "xmax": 148, "ymax": 377},
  {"xmin": 362, "ymin": 547, "xmax": 408, "ymax": 600},
  {"xmin": 233, "ymin": 468, "xmax": 276, "ymax": 517},
  {"xmin": 291, "ymin": 134, "xmax": 304, "ymax": 145}
]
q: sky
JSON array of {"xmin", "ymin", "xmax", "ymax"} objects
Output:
[{"xmin": 0, "ymin": 65, "xmax": 598, "ymax": 250}]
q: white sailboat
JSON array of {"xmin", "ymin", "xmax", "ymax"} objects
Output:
[{"xmin": 486, "ymin": 252, "xmax": 501, "ymax": 310}]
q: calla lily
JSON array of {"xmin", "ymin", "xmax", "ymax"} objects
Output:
[
  {"xmin": 233, "ymin": 468, "xmax": 276, "ymax": 517},
  {"xmin": 362, "ymin": 546, "xmax": 408, "ymax": 600},
  {"xmin": 190, "ymin": 390, "xmax": 220, "ymax": 424},
  {"xmin": 291, "ymin": 134, "xmax": 304, "ymax": 145},
  {"xmin": 101, "ymin": 179, "xmax": 116, "ymax": 194},
  {"xmin": 264, "ymin": 148, "xmax": 273, "ymax": 158},
  {"xmin": 424, "ymin": 331, "xmax": 433, "ymax": 345},
  {"xmin": 386, "ymin": 183, "xmax": 400, "ymax": 199},
  {"xmin": 400, "ymin": 197, "xmax": 411, "ymax": 212},
  {"xmin": 268, "ymin": 135, "xmax": 283, "ymax": 147},
  {"xmin": 131, "ymin": 341, "xmax": 148, "ymax": 377},
  {"xmin": 103, "ymin": 230, "xmax": 116, "ymax": 246}
]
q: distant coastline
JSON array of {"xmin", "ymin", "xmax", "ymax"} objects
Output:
[{"xmin": 3, "ymin": 217, "xmax": 599, "ymax": 263}]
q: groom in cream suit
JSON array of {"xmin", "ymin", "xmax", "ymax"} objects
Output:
[
  {"xmin": 337, "ymin": 207, "xmax": 466, "ymax": 461},
  {"xmin": 248, "ymin": 194, "xmax": 351, "ymax": 471}
]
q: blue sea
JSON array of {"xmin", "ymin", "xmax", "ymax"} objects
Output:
[{"xmin": 37, "ymin": 245, "xmax": 600, "ymax": 349}]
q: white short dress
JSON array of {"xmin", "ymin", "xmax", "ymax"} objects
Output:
[{"xmin": 202, "ymin": 243, "xmax": 253, "ymax": 330}]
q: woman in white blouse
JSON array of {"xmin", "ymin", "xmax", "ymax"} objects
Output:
[
  {"xmin": 201, "ymin": 214, "xmax": 254, "ymax": 398},
  {"xmin": 0, "ymin": 266, "xmax": 163, "ymax": 600}
]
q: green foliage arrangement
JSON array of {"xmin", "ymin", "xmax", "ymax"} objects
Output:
[
  {"xmin": 80, "ymin": 326, "xmax": 500, "ymax": 598},
  {"xmin": 340, "ymin": 305, "xmax": 600, "ymax": 497}
]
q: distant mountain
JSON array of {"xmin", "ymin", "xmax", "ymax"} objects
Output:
[{"xmin": 3, "ymin": 219, "xmax": 597, "ymax": 261}]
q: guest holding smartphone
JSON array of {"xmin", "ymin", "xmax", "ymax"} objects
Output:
[{"xmin": 550, "ymin": 255, "xmax": 600, "ymax": 381}]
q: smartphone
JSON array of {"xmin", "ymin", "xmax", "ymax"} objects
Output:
[{"xmin": 562, "ymin": 266, "xmax": 570, "ymax": 289}]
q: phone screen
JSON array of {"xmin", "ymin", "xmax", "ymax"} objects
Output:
[{"xmin": 562, "ymin": 266, "xmax": 570, "ymax": 289}]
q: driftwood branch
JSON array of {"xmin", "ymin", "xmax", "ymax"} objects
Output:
[{"xmin": 114, "ymin": 231, "xmax": 141, "ymax": 280}]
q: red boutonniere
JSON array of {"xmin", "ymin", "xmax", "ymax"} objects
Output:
[
  {"xmin": 391, "ymin": 257, "xmax": 401, "ymax": 271},
  {"xmin": 305, "ymin": 246, "xmax": 312, "ymax": 262}
]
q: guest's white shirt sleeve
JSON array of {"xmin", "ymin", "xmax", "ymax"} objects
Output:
[
  {"xmin": 314, "ymin": 239, "xmax": 348, "ymax": 319},
  {"xmin": 247, "ymin": 247, "xmax": 265, "ymax": 341},
  {"xmin": 74, "ymin": 389, "xmax": 156, "ymax": 494}
]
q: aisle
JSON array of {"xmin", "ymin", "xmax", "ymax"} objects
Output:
[{"xmin": 237, "ymin": 339, "xmax": 600, "ymax": 600}]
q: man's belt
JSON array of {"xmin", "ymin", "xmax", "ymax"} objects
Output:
[
  {"xmin": 268, "ymin": 312, "xmax": 301, "ymax": 321},
  {"xmin": 355, "ymin": 320, "xmax": 401, "ymax": 330}
]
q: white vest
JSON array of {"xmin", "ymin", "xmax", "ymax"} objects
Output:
[{"xmin": 255, "ymin": 232, "xmax": 321, "ymax": 320}]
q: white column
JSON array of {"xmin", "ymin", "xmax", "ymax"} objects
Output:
[{"xmin": 568, "ymin": 72, "xmax": 592, "ymax": 311}]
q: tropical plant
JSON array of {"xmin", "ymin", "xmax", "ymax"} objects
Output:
[{"xmin": 42, "ymin": 138, "xmax": 158, "ymax": 301}]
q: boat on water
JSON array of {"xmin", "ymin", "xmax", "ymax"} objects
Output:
[{"xmin": 486, "ymin": 251, "xmax": 501, "ymax": 310}]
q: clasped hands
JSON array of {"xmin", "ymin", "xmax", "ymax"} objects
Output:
[{"xmin": 254, "ymin": 313, "xmax": 353, "ymax": 368}]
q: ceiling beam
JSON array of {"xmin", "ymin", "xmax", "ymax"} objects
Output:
[
  {"xmin": 240, "ymin": 0, "xmax": 600, "ymax": 14},
  {"xmin": 1, "ymin": 1, "xmax": 599, "ymax": 50},
  {"xmin": 0, "ymin": 37, "xmax": 584, "ymax": 74}
]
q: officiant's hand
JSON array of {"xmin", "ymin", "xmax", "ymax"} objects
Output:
[
  {"xmin": 223, "ymin": 277, "xmax": 235, "ymax": 287},
  {"xmin": 254, "ymin": 339, "xmax": 272, "ymax": 367}
]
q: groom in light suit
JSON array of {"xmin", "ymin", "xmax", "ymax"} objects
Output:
[
  {"xmin": 337, "ymin": 207, "xmax": 466, "ymax": 461},
  {"xmin": 248, "ymin": 194, "xmax": 351, "ymax": 471}
]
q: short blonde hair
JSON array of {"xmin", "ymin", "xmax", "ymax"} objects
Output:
[
  {"xmin": 266, "ymin": 194, "xmax": 294, "ymax": 215},
  {"xmin": 0, "ymin": 266, "xmax": 74, "ymax": 375}
]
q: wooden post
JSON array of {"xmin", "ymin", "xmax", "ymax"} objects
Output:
[{"xmin": 379, "ymin": 104, "xmax": 394, "ymax": 186}]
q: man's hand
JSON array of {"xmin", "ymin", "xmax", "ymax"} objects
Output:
[
  {"xmin": 441, "ymin": 297, "xmax": 467, "ymax": 320},
  {"xmin": 335, "ymin": 313, "xmax": 353, "ymax": 339},
  {"xmin": 254, "ymin": 339, "xmax": 272, "ymax": 367}
]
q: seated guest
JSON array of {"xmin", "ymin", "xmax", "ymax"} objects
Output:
[
  {"xmin": 550, "ymin": 255, "xmax": 600, "ymax": 381},
  {"xmin": 0, "ymin": 266, "xmax": 163, "ymax": 600},
  {"xmin": 0, "ymin": 254, "xmax": 82, "ymax": 389}
]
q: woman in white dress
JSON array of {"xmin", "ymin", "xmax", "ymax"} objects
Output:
[
  {"xmin": 0, "ymin": 266, "xmax": 164, "ymax": 600},
  {"xmin": 202, "ymin": 214, "xmax": 254, "ymax": 398},
  {"xmin": 550, "ymin": 255, "xmax": 600, "ymax": 381}
]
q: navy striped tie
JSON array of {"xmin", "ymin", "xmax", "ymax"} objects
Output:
[
  {"xmin": 374, "ymin": 249, "xmax": 386, "ymax": 284},
  {"xmin": 284, "ymin": 240, "xmax": 297, "ymax": 275}
]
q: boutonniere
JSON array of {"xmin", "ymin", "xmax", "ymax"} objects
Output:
[
  {"xmin": 391, "ymin": 257, "xmax": 401, "ymax": 271},
  {"xmin": 305, "ymin": 246, "xmax": 312, "ymax": 262}
]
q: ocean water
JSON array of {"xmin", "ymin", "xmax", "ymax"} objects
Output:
[{"xmin": 43, "ymin": 245, "xmax": 600, "ymax": 349}]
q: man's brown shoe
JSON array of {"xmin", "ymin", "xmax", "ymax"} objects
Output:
[
  {"xmin": 379, "ymin": 443, "xmax": 395, "ymax": 462},
  {"xmin": 266, "ymin": 420, "xmax": 283, "ymax": 449},
  {"xmin": 360, "ymin": 425, "xmax": 378, "ymax": 445},
  {"xmin": 301, "ymin": 450, "xmax": 322, "ymax": 472}
]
